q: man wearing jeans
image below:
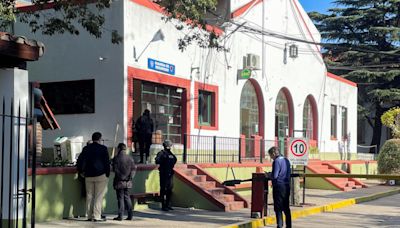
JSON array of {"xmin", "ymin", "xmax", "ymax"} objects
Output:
[
  {"xmin": 268, "ymin": 147, "xmax": 292, "ymax": 228},
  {"xmin": 77, "ymin": 132, "xmax": 110, "ymax": 222}
]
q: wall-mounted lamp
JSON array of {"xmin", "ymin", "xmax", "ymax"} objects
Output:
[
  {"xmin": 176, "ymin": 88, "xmax": 183, "ymax": 93},
  {"xmin": 289, "ymin": 44, "xmax": 299, "ymax": 58},
  {"xmin": 134, "ymin": 29, "xmax": 165, "ymax": 62}
]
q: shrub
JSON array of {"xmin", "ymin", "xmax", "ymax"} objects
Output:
[
  {"xmin": 377, "ymin": 139, "xmax": 400, "ymax": 174},
  {"xmin": 381, "ymin": 107, "xmax": 400, "ymax": 139}
]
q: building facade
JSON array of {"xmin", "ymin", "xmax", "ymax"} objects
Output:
[{"xmin": 15, "ymin": 0, "xmax": 358, "ymax": 158}]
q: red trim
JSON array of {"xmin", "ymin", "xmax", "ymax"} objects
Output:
[
  {"xmin": 327, "ymin": 72, "xmax": 357, "ymax": 87},
  {"xmin": 291, "ymin": 0, "xmax": 321, "ymax": 55},
  {"xmin": 198, "ymin": 162, "xmax": 272, "ymax": 168},
  {"xmin": 190, "ymin": 164, "xmax": 249, "ymax": 208},
  {"xmin": 127, "ymin": 66, "xmax": 191, "ymax": 146},
  {"xmin": 279, "ymin": 87, "xmax": 294, "ymax": 137},
  {"xmin": 194, "ymin": 82, "xmax": 219, "ymax": 130},
  {"xmin": 231, "ymin": 0, "xmax": 263, "ymax": 18},
  {"xmin": 17, "ymin": 0, "xmax": 97, "ymax": 12},
  {"xmin": 249, "ymin": 79, "xmax": 265, "ymax": 138},
  {"xmin": 130, "ymin": 0, "xmax": 223, "ymax": 35},
  {"xmin": 306, "ymin": 95, "xmax": 318, "ymax": 142}
]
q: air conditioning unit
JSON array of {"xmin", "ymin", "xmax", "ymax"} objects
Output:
[{"xmin": 243, "ymin": 54, "xmax": 261, "ymax": 70}]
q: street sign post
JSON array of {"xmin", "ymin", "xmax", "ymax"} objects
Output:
[{"xmin": 287, "ymin": 138, "xmax": 309, "ymax": 165}]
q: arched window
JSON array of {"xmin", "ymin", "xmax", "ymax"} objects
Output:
[
  {"xmin": 275, "ymin": 90, "xmax": 290, "ymax": 138},
  {"xmin": 303, "ymin": 95, "xmax": 318, "ymax": 144},
  {"xmin": 303, "ymin": 99, "xmax": 314, "ymax": 139}
]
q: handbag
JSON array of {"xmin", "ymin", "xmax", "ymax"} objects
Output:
[{"xmin": 115, "ymin": 180, "xmax": 133, "ymax": 190}]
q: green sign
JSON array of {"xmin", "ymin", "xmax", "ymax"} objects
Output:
[{"xmin": 240, "ymin": 69, "xmax": 252, "ymax": 79}]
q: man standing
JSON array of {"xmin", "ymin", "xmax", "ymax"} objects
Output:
[
  {"xmin": 112, "ymin": 143, "xmax": 136, "ymax": 221},
  {"xmin": 135, "ymin": 109, "xmax": 154, "ymax": 163},
  {"xmin": 155, "ymin": 140, "xmax": 177, "ymax": 211},
  {"xmin": 268, "ymin": 147, "xmax": 292, "ymax": 228},
  {"xmin": 77, "ymin": 132, "xmax": 110, "ymax": 222}
]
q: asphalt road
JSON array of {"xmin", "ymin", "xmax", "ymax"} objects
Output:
[{"xmin": 266, "ymin": 193, "xmax": 400, "ymax": 228}]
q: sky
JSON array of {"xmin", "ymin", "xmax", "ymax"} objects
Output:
[{"xmin": 298, "ymin": 0, "xmax": 334, "ymax": 13}]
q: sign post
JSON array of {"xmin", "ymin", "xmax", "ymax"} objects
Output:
[{"xmin": 287, "ymin": 138, "xmax": 309, "ymax": 205}]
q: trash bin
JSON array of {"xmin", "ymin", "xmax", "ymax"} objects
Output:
[{"xmin": 54, "ymin": 136, "xmax": 68, "ymax": 161}]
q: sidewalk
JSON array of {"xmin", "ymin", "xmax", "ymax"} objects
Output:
[{"xmin": 36, "ymin": 181, "xmax": 400, "ymax": 228}]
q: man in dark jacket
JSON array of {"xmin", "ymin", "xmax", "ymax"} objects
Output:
[
  {"xmin": 77, "ymin": 132, "xmax": 110, "ymax": 222},
  {"xmin": 135, "ymin": 109, "xmax": 154, "ymax": 164},
  {"xmin": 268, "ymin": 146, "xmax": 292, "ymax": 228},
  {"xmin": 112, "ymin": 143, "xmax": 136, "ymax": 221},
  {"xmin": 155, "ymin": 140, "xmax": 177, "ymax": 211}
]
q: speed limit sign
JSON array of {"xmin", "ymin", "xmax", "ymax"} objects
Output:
[{"xmin": 288, "ymin": 138, "xmax": 309, "ymax": 165}]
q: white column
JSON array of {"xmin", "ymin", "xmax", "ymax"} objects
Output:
[{"xmin": 0, "ymin": 68, "xmax": 29, "ymax": 225}]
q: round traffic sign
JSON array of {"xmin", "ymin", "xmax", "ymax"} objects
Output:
[{"xmin": 290, "ymin": 139, "xmax": 308, "ymax": 157}]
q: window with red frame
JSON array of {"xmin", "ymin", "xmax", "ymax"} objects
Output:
[{"xmin": 198, "ymin": 90, "xmax": 213, "ymax": 126}]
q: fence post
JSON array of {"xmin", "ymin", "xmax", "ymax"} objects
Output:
[
  {"xmin": 183, "ymin": 133, "xmax": 187, "ymax": 164},
  {"xmin": 260, "ymin": 139, "xmax": 264, "ymax": 163},
  {"xmin": 213, "ymin": 136, "xmax": 217, "ymax": 163},
  {"xmin": 238, "ymin": 137, "xmax": 242, "ymax": 163}
]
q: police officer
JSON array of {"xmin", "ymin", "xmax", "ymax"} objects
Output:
[{"xmin": 155, "ymin": 140, "xmax": 177, "ymax": 211}]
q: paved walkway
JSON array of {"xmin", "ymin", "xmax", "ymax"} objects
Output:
[
  {"xmin": 266, "ymin": 193, "xmax": 400, "ymax": 227},
  {"xmin": 36, "ymin": 181, "xmax": 400, "ymax": 228}
]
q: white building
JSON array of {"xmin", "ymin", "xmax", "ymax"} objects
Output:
[{"xmin": 15, "ymin": 0, "xmax": 358, "ymax": 159}]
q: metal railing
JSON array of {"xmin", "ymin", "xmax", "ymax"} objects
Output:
[
  {"xmin": 181, "ymin": 134, "xmax": 276, "ymax": 164},
  {"xmin": 1, "ymin": 97, "xmax": 36, "ymax": 228}
]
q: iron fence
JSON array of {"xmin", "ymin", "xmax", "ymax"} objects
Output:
[
  {"xmin": 181, "ymin": 134, "xmax": 277, "ymax": 164},
  {"xmin": 0, "ymin": 97, "xmax": 36, "ymax": 228}
]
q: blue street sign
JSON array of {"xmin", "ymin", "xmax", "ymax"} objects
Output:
[{"xmin": 148, "ymin": 58, "xmax": 175, "ymax": 75}]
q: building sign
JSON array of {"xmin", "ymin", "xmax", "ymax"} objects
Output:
[
  {"xmin": 237, "ymin": 69, "xmax": 252, "ymax": 80},
  {"xmin": 287, "ymin": 138, "xmax": 309, "ymax": 165},
  {"xmin": 148, "ymin": 58, "xmax": 175, "ymax": 75}
]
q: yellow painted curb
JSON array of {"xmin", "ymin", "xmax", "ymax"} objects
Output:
[{"xmin": 221, "ymin": 188, "xmax": 400, "ymax": 228}]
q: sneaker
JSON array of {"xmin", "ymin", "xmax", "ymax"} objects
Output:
[
  {"xmin": 167, "ymin": 206, "xmax": 174, "ymax": 210},
  {"xmin": 161, "ymin": 207, "xmax": 169, "ymax": 211},
  {"xmin": 113, "ymin": 217, "xmax": 123, "ymax": 221},
  {"xmin": 125, "ymin": 217, "xmax": 133, "ymax": 220}
]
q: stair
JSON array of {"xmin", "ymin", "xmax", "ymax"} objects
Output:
[
  {"xmin": 174, "ymin": 164, "xmax": 249, "ymax": 211},
  {"xmin": 307, "ymin": 161, "xmax": 366, "ymax": 191}
]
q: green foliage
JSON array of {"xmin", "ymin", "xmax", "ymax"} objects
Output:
[
  {"xmin": 377, "ymin": 139, "xmax": 400, "ymax": 174},
  {"xmin": 155, "ymin": 0, "xmax": 226, "ymax": 51},
  {"xmin": 0, "ymin": 0, "xmax": 122, "ymax": 44},
  {"xmin": 381, "ymin": 107, "xmax": 400, "ymax": 138}
]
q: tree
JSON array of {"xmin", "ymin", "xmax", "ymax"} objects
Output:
[
  {"xmin": 0, "ymin": 0, "xmax": 122, "ymax": 43},
  {"xmin": 309, "ymin": 0, "xmax": 400, "ymax": 151}
]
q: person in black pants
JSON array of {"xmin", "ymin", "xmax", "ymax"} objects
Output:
[
  {"xmin": 112, "ymin": 143, "xmax": 136, "ymax": 221},
  {"xmin": 155, "ymin": 140, "xmax": 177, "ymax": 211},
  {"xmin": 268, "ymin": 147, "xmax": 292, "ymax": 228},
  {"xmin": 135, "ymin": 109, "xmax": 154, "ymax": 164}
]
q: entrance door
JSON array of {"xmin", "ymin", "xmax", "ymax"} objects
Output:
[
  {"xmin": 139, "ymin": 81, "xmax": 183, "ymax": 143},
  {"xmin": 240, "ymin": 81, "xmax": 260, "ymax": 157}
]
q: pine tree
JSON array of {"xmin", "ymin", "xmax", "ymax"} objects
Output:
[{"xmin": 309, "ymin": 0, "xmax": 400, "ymax": 151}]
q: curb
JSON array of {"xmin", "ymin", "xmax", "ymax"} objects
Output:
[{"xmin": 221, "ymin": 188, "xmax": 400, "ymax": 228}]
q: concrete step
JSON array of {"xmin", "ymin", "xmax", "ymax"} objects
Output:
[
  {"xmin": 346, "ymin": 181, "xmax": 356, "ymax": 187},
  {"xmin": 217, "ymin": 194, "xmax": 235, "ymax": 202},
  {"xmin": 192, "ymin": 175, "xmax": 207, "ymax": 182},
  {"xmin": 183, "ymin": 169, "xmax": 197, "ymax": 176},
  {"xmin": 343, "ymin": 186, "xmax": 354, "ymax": 191},
  {"xmin": 226, "ymin": 201, "xmax": 245, "ymax": 211},
  {"xmin": 197, "ymin": 181, "xmax": 216, "ymax": 189},
  {"xmin": 208, "ymin": 188, "xmax": 225, "ymax": 196}
]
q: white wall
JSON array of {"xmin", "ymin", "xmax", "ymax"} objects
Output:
[{"xmin": 14, "ymin": 1, "xmax": 125, "ymax": 147}]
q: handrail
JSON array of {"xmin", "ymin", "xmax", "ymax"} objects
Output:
[{"xmin": 301, "ymin": 173, "xmax": 400, "ymax": 180}]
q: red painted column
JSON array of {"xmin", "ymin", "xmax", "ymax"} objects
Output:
[
  {"xmin": 251, "ymin": 172, "xmax": 267, "ymax": 218},
  {"xmin": 251, "ymin": 135, "xmax": 262, "ymax": 158},
  {"xmin": 240, "ymin": 135, "xmax": 246, "ymax": 160}
]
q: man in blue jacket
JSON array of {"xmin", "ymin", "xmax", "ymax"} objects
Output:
[
  {"xmin": 268, "ymin": 146, "xmax": 292, "ymax": 228},
  {"xmin": 77, "ymin": 132, "xmax": 110, "ymax": 222}
]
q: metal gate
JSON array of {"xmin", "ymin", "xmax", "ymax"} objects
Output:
[{"xmin": 0, "ymin": 97, "xmax": 37, "ymax": 228}]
